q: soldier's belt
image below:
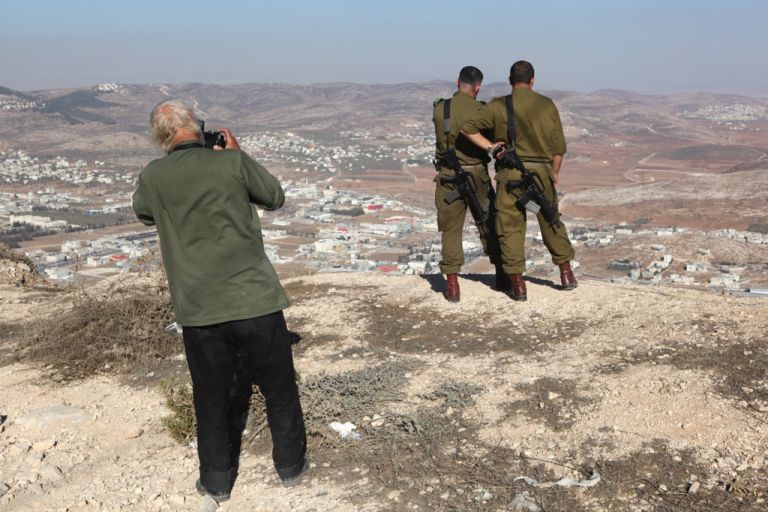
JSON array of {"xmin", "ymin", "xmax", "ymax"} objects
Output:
[
  {"xmin": 437, "ymin": 161, "xmax": 485, "ymax": 169},
  {"xmin": 496, "ymin": 161, "xmax": 548, "ymax": 172}
]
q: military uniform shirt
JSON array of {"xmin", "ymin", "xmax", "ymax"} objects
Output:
[
  {"xmin": 463, "ymin": 89, "xmax": 566, "ymax": 162},
  {"xmin": 433, "ymin": 90, "xmax": 489, "ymax": 167},
  {"xmin": 132, "ymin": 144, "xmax": 289, "ymax": 326}
]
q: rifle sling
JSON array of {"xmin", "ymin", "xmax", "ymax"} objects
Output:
[
  {"xmin": 443, "ymin": 98, "xmax": 452, "ymax": 147},
  {"xmin": 505, "ymin": 94, "xmax": 516, "ymax": 145}
]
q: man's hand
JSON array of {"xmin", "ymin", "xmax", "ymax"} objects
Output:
[
  {"xmin": 214, "ymin": 128, "xmax": 241, "ymax": 151},
  {"xmin": 489, "ymin": 142, "xmax": 505, "ymax": 159},
  {"xmin": 551, "ymin": 154, "xmax": 563, "ymax": 185}
]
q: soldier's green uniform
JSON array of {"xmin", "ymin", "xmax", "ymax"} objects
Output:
[
  {"xmin": 463, "ymin": 89, "xmax": 575, "ymax": 274},
  {"xmin": 433, "ymin": 90, "xmax": 492, "ymax": 275}
]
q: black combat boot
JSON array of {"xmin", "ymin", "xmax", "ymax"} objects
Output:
[{"xmin": 494, "ymin": 264, "xmax": 511, "ymax": 292}]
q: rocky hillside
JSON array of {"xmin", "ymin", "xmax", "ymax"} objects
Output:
[{"xmin": 0, "ymin": 270, "xmax": 767, "ymax": 511}]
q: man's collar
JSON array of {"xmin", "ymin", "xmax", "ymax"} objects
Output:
[
  {"xmin": 170, "ymin": 139, "xmax": 203, "ymax": 153},
  {"xmin": 454, "ymin": 90, "xmax": 476, "ymax": 99}
]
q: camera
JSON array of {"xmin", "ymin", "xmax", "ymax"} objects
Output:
[{"xmin": 199, "ymin": 121, "xmax": 226, "ymax": 149}]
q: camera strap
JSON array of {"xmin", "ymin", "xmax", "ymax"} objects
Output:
[{"xmin": 171, "ymin": 141, "xmax": 203, "ymax": 153}]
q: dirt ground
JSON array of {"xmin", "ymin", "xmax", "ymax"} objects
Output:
[{"xmin": 1, "ymin": 270, "xmax": 767, "ymax": 511}]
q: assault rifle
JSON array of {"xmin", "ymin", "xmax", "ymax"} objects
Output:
[
  {"xmin": 437, "ymin": 148, "xmax": 502, "ymax": 262},
  {"xmin": 494, "ymin": 147, "xmax": 561, "ymax": 228}
]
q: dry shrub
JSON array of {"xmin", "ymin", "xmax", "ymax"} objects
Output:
[
  {"xmin": 0, "ymin": 243, "xmax": 36, "ymax": 269},
  {"xmin": 25, "ymin": 274, "xmax": 179, "ymax": 380},
  {"xmin": 159, "ymin": 359, "xmax": 415, "ymax": 450},
  {"xmin": 160, "ymin": 378, "xmax": 196, "ymax": 444}
]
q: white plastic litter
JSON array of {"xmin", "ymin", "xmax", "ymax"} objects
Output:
[
  {"xmin": 514, "ymin": 472, "xmax": 601, "ymax": 488},
  {"xmin": 509, "ymin": 491, "xmax": 542, "ymax": 512},
  {"xmin": 165, "ymin": 322, "xmax": 183, "ymax": 335},
  {"xmin": 329, "ymin": 421, "xmax": 362, "ymax": 440}
]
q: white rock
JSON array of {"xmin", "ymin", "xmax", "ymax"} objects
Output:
[
  {"xmin": 688, "ymin": 481, "xmax": 701, "ymax": 494},
  {"xmin": 38, "ymin": 464, "xmax": 63, "ymax": 481},
  {"xmin": 32, "ymin": 439, "xmax": 57, "ymax": 452},
  {"xmin": 169, "ymin": 494, "xmax": 186, "ymax": 506},
  {"xmin": 15, "ymin": 406, "xmax": 88, "ymax": 430},
  {"xmin": 123, "ymin": 427, "xmax": 144, "ymax": 439},
  {"xmin": 198, "ymin": 496, "xmax": 219, "ymax": 512}
]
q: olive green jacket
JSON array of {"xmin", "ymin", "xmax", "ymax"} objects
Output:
[
  {"xmin": 132, "ymin": 142, "xmax": 289, "ymax": 326},
  {"xmin": 463, "ymin": 88, "xmax": 566, "ymax": 162},
  {"xmin": 433, "ymin": 90, "xmax": 489, "ymax": 167}
]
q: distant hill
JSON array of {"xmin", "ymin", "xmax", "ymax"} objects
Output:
[{"xmin": 1, "ymin": 81, "xmax": 767, "ymax": 166}]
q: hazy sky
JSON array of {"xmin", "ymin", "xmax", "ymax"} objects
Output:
[{"xmin": 1, "ymin": 0, "xmax": 766, "ymax": 93}]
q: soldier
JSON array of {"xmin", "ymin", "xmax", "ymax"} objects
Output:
[
  {"xmin": 462, "ymin": 60, "xmax": 577, "ymax": 301},
  {"xmin": 433, "ymin": 66, "xmax": 505, "ymax": 302}
]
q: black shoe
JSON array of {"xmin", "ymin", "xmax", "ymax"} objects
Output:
[
  {"xmin": 196, "ymin": 479, "xmax": 230, "ymax": 503},
  {"xmin": 280, "ymin": 458, "xmax": 310, "ymax": 488}
]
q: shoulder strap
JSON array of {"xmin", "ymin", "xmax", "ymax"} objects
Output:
[
  {"xmin": 443, "ymin": 98, "xmax": 453, "ymax": 148},
  {"xmin": 504, "ymin": 94, "xmax": 516, "ymax": 144}
]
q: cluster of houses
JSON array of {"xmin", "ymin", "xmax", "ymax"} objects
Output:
[
  {"xmin": 0, "ymin": 99, "xmax": 42, "ymax": 111},
  {"xmin": 0, "ymin": 150, "xmax": 134, "ymax": 186},
  {"xmin": 237, "ymin": 123, "xmax": 434, "ymax": 175},
  {"xmin": 680, "ymin": 103, "xmax": 768, "ymax": 122}
]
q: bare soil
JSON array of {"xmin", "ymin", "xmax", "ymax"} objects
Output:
[{"xmin": 0, "ymin": 270, "xmax": 767, "ymax": 511}]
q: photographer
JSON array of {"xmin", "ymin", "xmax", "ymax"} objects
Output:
[{"xmin": 132, "ymin": 100, "xmax": 308, "ymax": 502}]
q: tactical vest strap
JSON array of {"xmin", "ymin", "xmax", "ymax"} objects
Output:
[
  {"xmin": 505, "ymin": 94, "xmax": 516, "ymax": 144},
  {"xmin": 443, "ymin": 98, "xmax": 452, "ymax": 147}
]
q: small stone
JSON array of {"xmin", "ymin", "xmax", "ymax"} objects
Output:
[
  {"xmin": 123, "ymin": 427, "xmax": 144, "ymax": 439},
  {"xmin": 370, "ymin": 419, "xmax": 385, "ymax": 428},
  {"xmin": 547, "ymin": 392, "xmax": 561, "ymax": 400},
  {"xmin": 32, "ymin": 439, "xmax": 57, "ymax": 452},
  {"xmin": 198, "ymin": 496, "xmax": 219, "ymax": 512},
  {"xmin": 31, "ymin": 482, "xmax": 45, "ymax": 495},
  {"xmin": 387, "ymin": 490, "xmax": 401, "ymax": 501},
  {"xmin": 659, "ymin": 484, "xmax": 668, "ymax": 492},
  {"xmin": 736, "ymin": 463, "xmax": 749, "ymax": 472},
  {"xmin": 688, "ymin": 481, "xmax": 700, "ymax": 494},
  {"xmin": 38, "ymin": 464, "xmax": 63, "ymax": 481},
  {"xmin": 169, "ymin": 494, "xmax": 186, "ymax": 506},
  {"xmin": 0, "ymin": 483, "xmax": 9, "ymax": 497}
]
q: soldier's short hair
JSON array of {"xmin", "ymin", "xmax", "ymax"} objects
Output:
[
  {"xmin": 458, "ymin": 66, "xmax": 483, "ymax": 86},
  {"xmin": 510, "ymin": 61, "xmax": 535, "ymax": 84},
  {"xmin": 150, "ymin": 100, "xmax": 201, "ymax": 153}
]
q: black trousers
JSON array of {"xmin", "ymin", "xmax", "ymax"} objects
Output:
[{"xmin": 182, "ymin": 311, "xmax": 306, "ymax": 492}]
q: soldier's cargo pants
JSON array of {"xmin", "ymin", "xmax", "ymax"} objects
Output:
[
  {"xmin": 494, "ymin": 163, "xmax": 575, "ymax": 275},
  {"xmin": 435, "ymin": 163, "xmax": 491, "ymax": 275}
]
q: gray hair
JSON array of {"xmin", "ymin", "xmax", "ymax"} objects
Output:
[{"xmin": 149, "ymin": 100, "xmax": 200, "ymax": 153}]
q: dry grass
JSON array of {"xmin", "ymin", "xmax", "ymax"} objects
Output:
[{"xmin": 20, "ymin": 274, "xmax": 179, "ymax": 380}]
